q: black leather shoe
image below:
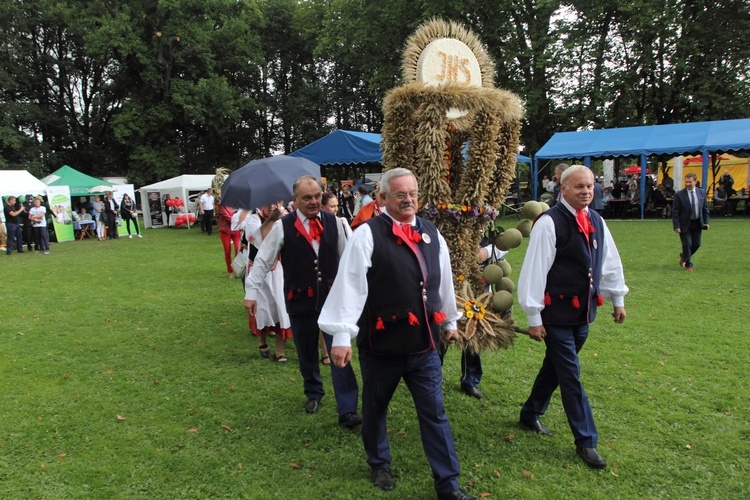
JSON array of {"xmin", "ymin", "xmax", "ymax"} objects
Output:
[
  {"xmin": 460, "ymin": 385, "xmax": 485, "ymax": 399},
  {"xmin": 576, "ymin": 447, "xmax": 607, "ymax": 469},
  {"xmin": 338, "ymin": 412, "xmax": 362, "ymax": 428},
  {"xmin": 371, "ymin": 467, "xmax": 395, "ymax": 491},
  {"xmin": 437, "ymin": 488, "xmax": 477, "ymax": 500},
  {"xmin": 519, "ymin": 417, "xmax": 554, "ymax": 436},
  {"xmin": 304, "ymin": 398, "xmax": 320, "ymax": 414}
]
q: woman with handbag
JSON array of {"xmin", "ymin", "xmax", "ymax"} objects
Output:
[
  {"xmin": 120, "ymin": 194, "xmax": 141, "ymax": 238},
  {"xmin": 235, "ymin": 203, "xmax": 291, "ymax": 363}
]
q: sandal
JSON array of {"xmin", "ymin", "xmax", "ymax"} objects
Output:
[
  {"xmin": 321, "ymin": 355, "xmax": 331, "ymax": 366},
  {"xmin": 258, "ymin": 344, "xmax": 270, "ymax": 359},
  {"xmin": 274, "ymin": 354, "xmax": 288, "ymax": 364}
]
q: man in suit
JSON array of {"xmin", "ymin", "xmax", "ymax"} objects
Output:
[
  {"xmin": 319, "ymin": 168, "xmax": 475, "ymax": 500},
  {"xmin": 245, "ymin": 175, "xmax": 361, "ymax": 428},
  {"xmin": 672, "ymin": 172, "xmax": 710, "ymax": 272},
  {"xmin": 102, "ymin": 191, "xmax": 119, "ymax": 239},
  {"xmin": 517, "ymin": 165, "xmax": 628, "ymax": 469}
]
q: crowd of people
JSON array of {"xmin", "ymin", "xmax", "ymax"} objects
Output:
[{"xmin": 216, "ymin": 167, "xmax": 630, "ymax": 499}]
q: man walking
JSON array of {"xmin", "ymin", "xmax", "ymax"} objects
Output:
[
  {"xmin": 102, "ymin": 191, "xmax": 119, "ymax": 239},
  {"xmin": 517, "ymin": 165, "xmax": 628, "ymax": 469},
  {"xmin": 319, "ymin": 168, "xmax": 475, "ymax": 500},
  {"xmin": 245, "ymin": 176, "xmax": 360, "ymax": 427},
  {"xmin": 672, "ymin": 172, "xmax": 709, "ymax": 272}
]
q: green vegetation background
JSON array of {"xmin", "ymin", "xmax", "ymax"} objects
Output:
[{"xmin": 1, "ymin": 218, "xmax": 747, "ymax": 498}]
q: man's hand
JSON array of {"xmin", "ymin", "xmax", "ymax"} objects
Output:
[
  {"xmin": 612, "ymin": 306, "xmax": 626, "ymax": 324},
  {"xmin": 331, "ymin": 346, "xmax": 352, "ymax": 368},
  {"xmin": 441, "ymin": 329, "xmax": 460, "ymax": 344},
  {"xmin": 244, "ymin": 299, "xmax": 257, "ymax": 316},
  {"xmin": 674, "ymin": 228, "xmax": 681, "ymax": 233},
  {"xmin": 528, "ymin": 325, "xmax": 547, "ymax": 342}
]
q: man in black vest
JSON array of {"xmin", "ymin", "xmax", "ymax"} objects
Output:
[
  {"xmin": 102, "ymin": 191, "xmax": 119, "ymax": 239},
  {"xmin": 518, "ymin": 165, "xmax": 628, "ymax": 469},
  {"xmin": 319, "ymin": 168, "xmax": 475, "ymax": 500},
  {"xmin": 245, "ymin": 176, "xmax": 360, "ymax": 427}
]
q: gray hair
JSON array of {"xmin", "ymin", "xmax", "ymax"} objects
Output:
[
  {"xmin": 379, "ymin": 168, "xmax": 416, "ymax": 195},
  {"xmin": 554, "ymin": 163, "xmax": 570, "ymax": 175},
  {"xmin": 560, "ymin": 165, "xmax": 593, "ymax": 186},
  {"xmin": 292, "ymin": 175, "xmax": 323, "ymax": 196}
]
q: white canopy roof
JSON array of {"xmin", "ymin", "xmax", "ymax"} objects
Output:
[
  {"xmin": 0, "ymin": 170, "xmax": 49, "ymax": 198},
  {"xmin": 140, "ymin": 174, "xmax": 214, "ymax": 191}
]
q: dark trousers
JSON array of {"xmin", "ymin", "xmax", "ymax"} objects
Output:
[
  {"xmin": 460, "ymin": 350, "xmax": 483, "ymax": 389},
  {"xmin": 679, "ymin": 219, "xmax": 703, "ymax": 269},
  {"xmin": 22, "ymin": 222, "xmax": 34, "ymax": 249},
  {"xmin": 520, "ymin": 323, "xmax": 598, "ymax": 448},
  {"xmin": 288, "ymin": 313, "xmax": 358, "ymax": 416},
  {"xmin": 104, "ymin": 212, "xmax": 118, "ymax": 238},
  {"xmin": 33, "ymin": 226, "xmax": 50, "ymax": 251},
  {"xmin": 202, "ymin": 210, "xmax": 214, "ymax": 235},
  {"xmin": 123, "ymin": 215, "xmax": 140, "ymax": 235},
  {"xmin": 6, "ymin": 223, "xmax": 23, "ymax": 253},
  {"xmin": 359, "ymin": 349, "xmax": 461, "ymax": 495}
]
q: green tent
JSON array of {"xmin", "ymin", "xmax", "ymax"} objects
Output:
[{"xmin": 42, "ymin": 165, "xmax": 113, "ymax": 196}]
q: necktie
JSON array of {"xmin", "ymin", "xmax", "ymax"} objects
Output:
[
  {"xmin": 690, "ymin": 190, "xmax": 698, "ymax": 219},
  {"xmin": 308, "ymin": 216, "xmax": 323, "ymax": 242},
  {"xmin": 575, "ymin": 209, "xmax": 593, "ymax": 243}
]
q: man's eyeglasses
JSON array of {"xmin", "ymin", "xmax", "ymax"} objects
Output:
[{"xmin": 387, "ymin": 191, "xmax": 418, "ymax": 201}]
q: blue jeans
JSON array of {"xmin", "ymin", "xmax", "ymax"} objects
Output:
[{"xmin": 5, "ymin": 222, "xmax": 23, "ymax": 253}]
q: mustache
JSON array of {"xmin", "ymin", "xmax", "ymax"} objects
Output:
[{"xmin": 399, "ymin": 202, "xmax": 415, "ymax": 209}]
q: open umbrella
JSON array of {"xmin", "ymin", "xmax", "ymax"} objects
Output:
[
  {"xmin": 622, "ymin": 165, "xmax": 652, "ymax": 175},
  {"xmin": 220, "ymin": 155, "xmax": 321, "ymax": 210}
]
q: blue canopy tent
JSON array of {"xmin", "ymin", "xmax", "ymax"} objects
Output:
[
  {"xmin": 533, "ymin": 118, "xmax": 750, "ymax": 218},
  {"xmin": 290, "ymin": 129, "xmax": 532, "ymax": 180}
]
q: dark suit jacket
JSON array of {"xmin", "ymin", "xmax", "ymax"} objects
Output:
[
  {"xmin": 103, "ymin": 197, "xmax": 119, "ymax": 214},
  {"xmin": 672, "ymin": 187, "xmax": 709, "ymax": 230}
]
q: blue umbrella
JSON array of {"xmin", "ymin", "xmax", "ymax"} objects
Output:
[{"xmin": 220, "ymin": 155, "xmax": 321, "ymax": 210}]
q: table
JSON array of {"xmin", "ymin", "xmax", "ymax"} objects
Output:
[
  {"xmin": 606, "ymin": 198, "xmax": 633, "ymax": 218},
  {"xmin": 727, "ymin": 195, "xmax": 748, "ymax": 215},
  {"xmin": 74, "ymin": 220, "xmax": 96, "ymax": 239}
]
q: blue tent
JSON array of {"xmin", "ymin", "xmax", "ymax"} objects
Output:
[
  {"xmin": 289, "ymin": 130, "xmax": 382, "ymax": 165},
  {"xmin": 532, "ymin": 118, "xmax": 750, "ymax": 217},
  {"xmin": 290, "ymin": 129, "xmax": 531, "ymax": 165}
]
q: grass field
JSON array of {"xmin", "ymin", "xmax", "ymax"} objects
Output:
[{"xmin": 1, "ymin": 217, "xmax": 748, "ymax": 499}]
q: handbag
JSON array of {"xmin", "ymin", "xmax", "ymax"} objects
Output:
[{"xmin": 231, "ymin": 250, "xmax": 248, "ymax": 279}]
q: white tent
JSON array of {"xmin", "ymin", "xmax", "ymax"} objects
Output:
[
  {"xmin": 139, "ymin": 174, "xmax": 214, "ymax": 228},
  {"xmin": 0, "ymin": 170, "xmax": 49, "ymax": 198}
]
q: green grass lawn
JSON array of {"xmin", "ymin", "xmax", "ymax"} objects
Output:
[{"xmin": 1, "ymin": 218, "xmax": 748, "ymax": 499}]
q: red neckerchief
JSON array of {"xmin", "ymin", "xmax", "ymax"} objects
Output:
[
  {"xmin": 391, "ymin": 219, "xmax": 427, "ymax": 282},
  {"xmin": 294, "ymin": 214, "xmax": 322, "ymax": 250},
  {"xmin": 575, "ymin": 209, "xmax": 594, "ymax": 244}
]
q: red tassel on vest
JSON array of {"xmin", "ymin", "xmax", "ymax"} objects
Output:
[
  {"xmin": 408, "ymin": 312, "xmax": 420, "ymax": 326},
  {"xmin": 597, "ymin": 293, "xmax": 605, "ymax": 306},
  {"xmin": 433, "ymin": 311, "xmax": 447, "ymax": 324},
  {"xmin": 287, "ymin": 289, "xmax": 294, "ymax": 300},
  {"xmin": 307, "ymin": 286, "xmax": 314, "ymax": 298},
  {"xmin": 571, "ymin": 295, "xmax": 581, "ymax": 309},
  {"xmin": 375, "ymin": 317, "xmax": 385, "ymax": 330},
  {"xmin": 544, "ymin": 292, "xmax": 552, "ymax": 306}
]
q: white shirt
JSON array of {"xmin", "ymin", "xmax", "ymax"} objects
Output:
[
  {"xmin": 245, "ymin": 210, "xmax": 348, "ymax": 302},
  {"xmin": 29, "ymin": 206, "xmax": 47, "ymax": 227},
  {"xmin": 199, "ymin": 193, "xmax": 215, "ymax": 211},
  {"xmin": 318, "ymin": 210, "xmax": 461, "ymax": 348},
  {"xmin": 517, "ymin": 198, "xmax": 628, "ymax": 328}
]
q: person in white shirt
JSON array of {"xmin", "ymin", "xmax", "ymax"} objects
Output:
[
  {"xmin": 244, "ymin": 176, "xmax": 360, "ymax": 427},
  {"xmin": 28, "ymin": 198, "xmax": 50, "ymax": 254},
  {"xmin": 517, "ymin": 165, "xmax": 628, "ymax": 470},
  {"xmin": 318, "ymin": 168, "xmax": 473, "ymax": 499},
  {"xmin": 198, "ymin": 188, "xmax": 215, "ymax": 235}
]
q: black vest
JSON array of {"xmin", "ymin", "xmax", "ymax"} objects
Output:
[
  {"xmin": 280, "ymin": 210, "xmax": 339, "ymax": 315},
  {"xmin": 356, "ymin": 214, "xmax": 442, "ymax": 354},
  {"xmin": 540, "ymin": 204, "xmax": 604, "ymax": 325}
]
